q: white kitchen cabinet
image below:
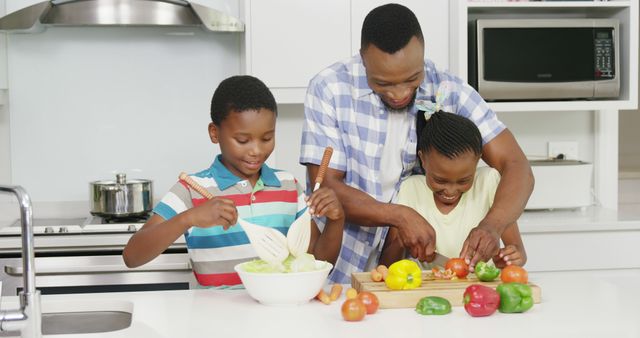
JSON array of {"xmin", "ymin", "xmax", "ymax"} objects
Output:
[
  {"xmin": 518, "ymin": 207, "xmax": 640, "ymax": 272},
  {"xmin": 241, "ymin": 0, "xmax": 351, "ymax": 103},
  {"xmin": 522, "ymin": 229, "xmax": 640, "ymax": 272},
  {"xmin": 350, "ymin": 0, "xmax": 450, "ymax": 72},
  {"xmin": 241, "ymin": 0, "xmax": 450, "ymax": 103}
]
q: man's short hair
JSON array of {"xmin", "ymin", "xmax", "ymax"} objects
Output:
[{"xmin": 360, "ymin": 3, "xmax": 424, "ymax": 54}]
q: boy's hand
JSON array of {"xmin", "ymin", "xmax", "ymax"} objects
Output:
[
  {"xmin": 306, "ymin": 187, "xmax": 344, "ymax": 221},
  {"xmin": 492, "ymin": 245, "xmax": 525, "ymax": 268},
  {"xmin": 190, "ymin": 197, "xmax": 238, "ymax": 230}
]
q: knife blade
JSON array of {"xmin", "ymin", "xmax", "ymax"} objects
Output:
[{"xmin": 430, "ymin": 252, "xmax": 450, "ymax": 267}]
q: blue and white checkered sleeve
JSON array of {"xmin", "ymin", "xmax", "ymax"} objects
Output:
[
  {"xmin": 299, "ymin": 76, "xmax": 347, "ymax": 172},
  {"xmin": 454, "ymin": 81, "xmax": 506, "ymax": 144}
]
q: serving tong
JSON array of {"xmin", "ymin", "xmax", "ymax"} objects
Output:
[
  {"xmin": 179, "ymin": 173, "xmax": 289, "ymax": 265},
  {"xmin": 286, "ymin": 147, "xmax": 333, "ymax": 257}
]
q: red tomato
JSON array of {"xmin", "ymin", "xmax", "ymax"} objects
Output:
[
  {"xmin": 445, "ymin": 258, "xmax": 469, "ymax": 278},
  {"xmin": 500, "ymin": 265, "xmax": 528, "ymax": 284},
  {"xmin": 341, "ymin": 299, "xmax": 366, "ymax": 322},
  {"xmin": 356, "ymin": 291, "xmax": 379, "ymax": 314}
]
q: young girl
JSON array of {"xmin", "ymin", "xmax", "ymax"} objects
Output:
[{"xmin": 380, "ymin": 110, "xmax": 526, "ymax": 269}]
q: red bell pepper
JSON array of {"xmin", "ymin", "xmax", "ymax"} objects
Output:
[{"xmin": 463, "ymin": 284, "xmax": 500, "ymax": 317}]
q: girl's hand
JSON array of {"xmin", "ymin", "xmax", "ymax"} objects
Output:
[
  {"xmin": 306, "ymin": 187, "xmax": 344, "ymax": 221},
  {"xmin": 189, "ymin": 197, "xmax": 238, "ymax": 230},
  {"xmin": 492, "ymin": 244, "xmax": 525, "ymax": 268}
]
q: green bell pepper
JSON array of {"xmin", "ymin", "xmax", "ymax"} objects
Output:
[
  {"xmin": 496, "ymin": 282, "xmax": 534, "ymax": 313},
  {"xmin": 415, "ymin": 296, "xmax": 452, "ymax": 315},
  {"xmin": 475, "ymin": 261, "xmax": 500, "ymax": 282}
]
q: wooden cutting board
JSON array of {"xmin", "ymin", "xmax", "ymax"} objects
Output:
[{"xmin": 351, "ymin": 271, "xmax": 542, "ymax": 309}]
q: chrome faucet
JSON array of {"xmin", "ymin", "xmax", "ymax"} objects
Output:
[{"xmin": 0, "ymin": 186, "xmax": 42, "ymax": 338}]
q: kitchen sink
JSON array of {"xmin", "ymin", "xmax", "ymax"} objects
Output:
[
  {"xmin": 1, "ymin": 296, "xmax": 133, "ymax": 336},
  {"xmin": 0, "ymin": 310, "xmax": 132, "ymax": 336},
  {"xmin": 0, "ymin": 311, "xmax": 131, "ymax": 337}
]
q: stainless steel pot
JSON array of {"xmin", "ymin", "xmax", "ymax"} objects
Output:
[{"xmin": 90, "ymin": 173, "xmax": 153, "ymax": 218}]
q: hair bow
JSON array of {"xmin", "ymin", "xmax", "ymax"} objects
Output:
[{"xmin": 415, "ymin": 84, "xmax": 449, "ymax": 121}]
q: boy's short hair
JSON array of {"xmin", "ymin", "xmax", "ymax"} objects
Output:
[
  {"xmin": 417, "ymin": 111, "xmax": 483, "ymax": 159},
  {"xmin": 210, "ymin": 75, "xmax": 277, "ymax": 125},
  {"xmin": 360, "ymin": 3, "xmax": 424, "ymax": 54}
]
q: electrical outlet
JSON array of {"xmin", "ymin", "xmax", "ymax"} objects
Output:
[{"xmin": 548, "ymin": 141, "xmax": 579, "ymax": 160}]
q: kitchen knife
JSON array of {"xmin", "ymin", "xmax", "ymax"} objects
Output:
[{"xmin": 430, "ymin": 252, "xmax": 450, "ymax": 267}]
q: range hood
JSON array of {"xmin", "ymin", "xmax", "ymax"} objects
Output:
[{"xmin": 0, "ymin": 0, "xmax": 245, "ymax": 33}]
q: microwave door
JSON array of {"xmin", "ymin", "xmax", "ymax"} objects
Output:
[{"xmin": 474, "ymin": 19, "xmax": 619, "ymax": 101}]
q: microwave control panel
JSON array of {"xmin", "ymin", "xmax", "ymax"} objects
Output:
[{"xmin": 594, "ymin": 28, "xmax": 615, "ymax": 80}]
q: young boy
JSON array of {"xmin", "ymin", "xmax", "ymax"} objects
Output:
[
  {"xmin": 122, "ymin": 75, "xmax": 345, "ymax": 287},
  {"xmin": 380, "ymin": 111, "xmax": 526, "ymax": 269}
]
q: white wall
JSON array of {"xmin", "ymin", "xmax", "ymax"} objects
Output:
[
  {"xmin": 499, "ymin": 111, "xmax": 594, "ymax": 163},
  {"xmin": 6, "ymin": 26, "xmax": 240, "ymax": 203},
  {"xmin": 0, "ymin": 100, "xmax": 8, "ymax": 186},
  {"xmin": 272, "ymin": 104, "xmax": 306, "ymax": 184},
  {"xmin": 619, "ymin": 109, "xmax": 640, "ymax": 173},
  {"xmin": 0, "ymin": 31, "xmax": 599, "ymax": 205},
  {"xmin": 618, "ymin": 13, "xmax": 640, "ymax": 175},
  {"xmin": 0, "ymin": 0, "xmax": 606, "ymax": 217},
  {"xmin": 267, "ymin": 105, "xmax": 596, "ymax": 183},
  {"xmin": 619, "ymin": 36, "xmax": 640, "ymax": 174}
]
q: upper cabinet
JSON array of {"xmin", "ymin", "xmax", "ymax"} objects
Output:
[
  {"xmin": 450, "ymin": 0, "xmax": 638, "ymax": 112},
  {"xmin": 241, "ymin": 0, "xmax": 351, "ymax": 104},
  {"xmin": 241, "ymin": 0, "xmax": 450, "ymax": 104}
]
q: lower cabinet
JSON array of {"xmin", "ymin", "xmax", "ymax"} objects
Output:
[{"xmin": 522, "ymin": 228, "xmax": 640, "ymax": 272}]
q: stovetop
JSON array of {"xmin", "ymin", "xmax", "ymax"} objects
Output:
[
  {"xmin": 0, "ymin": 215, "xmax": 188, "ymax": 252},
  {"xmin": 0, "ymin": 216, "xmax": 148, "ymax": 236}
]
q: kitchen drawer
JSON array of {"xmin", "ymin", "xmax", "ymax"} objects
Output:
[{"xmin": 522, "ymin": 229, "xmax": 640, "ymax": 272}]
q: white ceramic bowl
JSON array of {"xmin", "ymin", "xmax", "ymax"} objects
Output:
[{"xmin": 234, "ymin": 260, "xmax": 333, "ymax": 306}]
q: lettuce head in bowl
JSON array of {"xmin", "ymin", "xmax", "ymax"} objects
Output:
[{"xmin": 235, "ymin": 253, "xmax": 332, "ymax": 306}]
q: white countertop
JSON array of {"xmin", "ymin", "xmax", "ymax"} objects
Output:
[
  {"xmin": 2, "ymin": 269, "xmax": 639, "ymax": 338},
  {"xmin": 518, "ymin": 204, "xmax": 640, "ymax": 233}
]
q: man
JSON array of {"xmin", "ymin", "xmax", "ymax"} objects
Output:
[{"xmin": 300, "ymin": 3, "xmax": 533, "ymax": 283}]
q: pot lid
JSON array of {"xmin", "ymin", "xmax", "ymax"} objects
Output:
[{"xmin": 91, "ymin": 173, "xmax": 152, "ymax": 185}]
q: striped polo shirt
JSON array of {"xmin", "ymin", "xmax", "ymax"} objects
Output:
[{"xmin": 154, "ymin": 155, "xmax": 306, "ymax": 287}]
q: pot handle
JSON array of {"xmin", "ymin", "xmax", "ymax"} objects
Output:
[{"xmin": 116, "ymin": 173, "xmax": 127, "ymax": 185}]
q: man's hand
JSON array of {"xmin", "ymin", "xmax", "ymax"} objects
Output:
[
  {"xmin": 393, "ymin": 205, "xmax": 436, "ymax": 262},
  {"xmin": 460, "ymin": 225, "xmax": 500, "ymax": 271}
]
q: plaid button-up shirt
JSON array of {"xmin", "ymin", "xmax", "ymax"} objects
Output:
[{"xmin": 299, "ymin": 55, "xmax": 505, "ymax": 283}]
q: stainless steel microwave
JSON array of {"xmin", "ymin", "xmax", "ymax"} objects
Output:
[{"xmin": 469, "ymin": 19, "xmax": 619, "ymax": 101}]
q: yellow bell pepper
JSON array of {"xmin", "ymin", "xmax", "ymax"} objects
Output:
[{"xmin": 384, "ymin": 259, "xmax": 422, "ymax": 290}]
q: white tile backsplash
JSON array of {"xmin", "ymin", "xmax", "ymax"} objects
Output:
[{"xmin": 8, "ymin": 26, "xmax": 240, "ymax": 202}]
